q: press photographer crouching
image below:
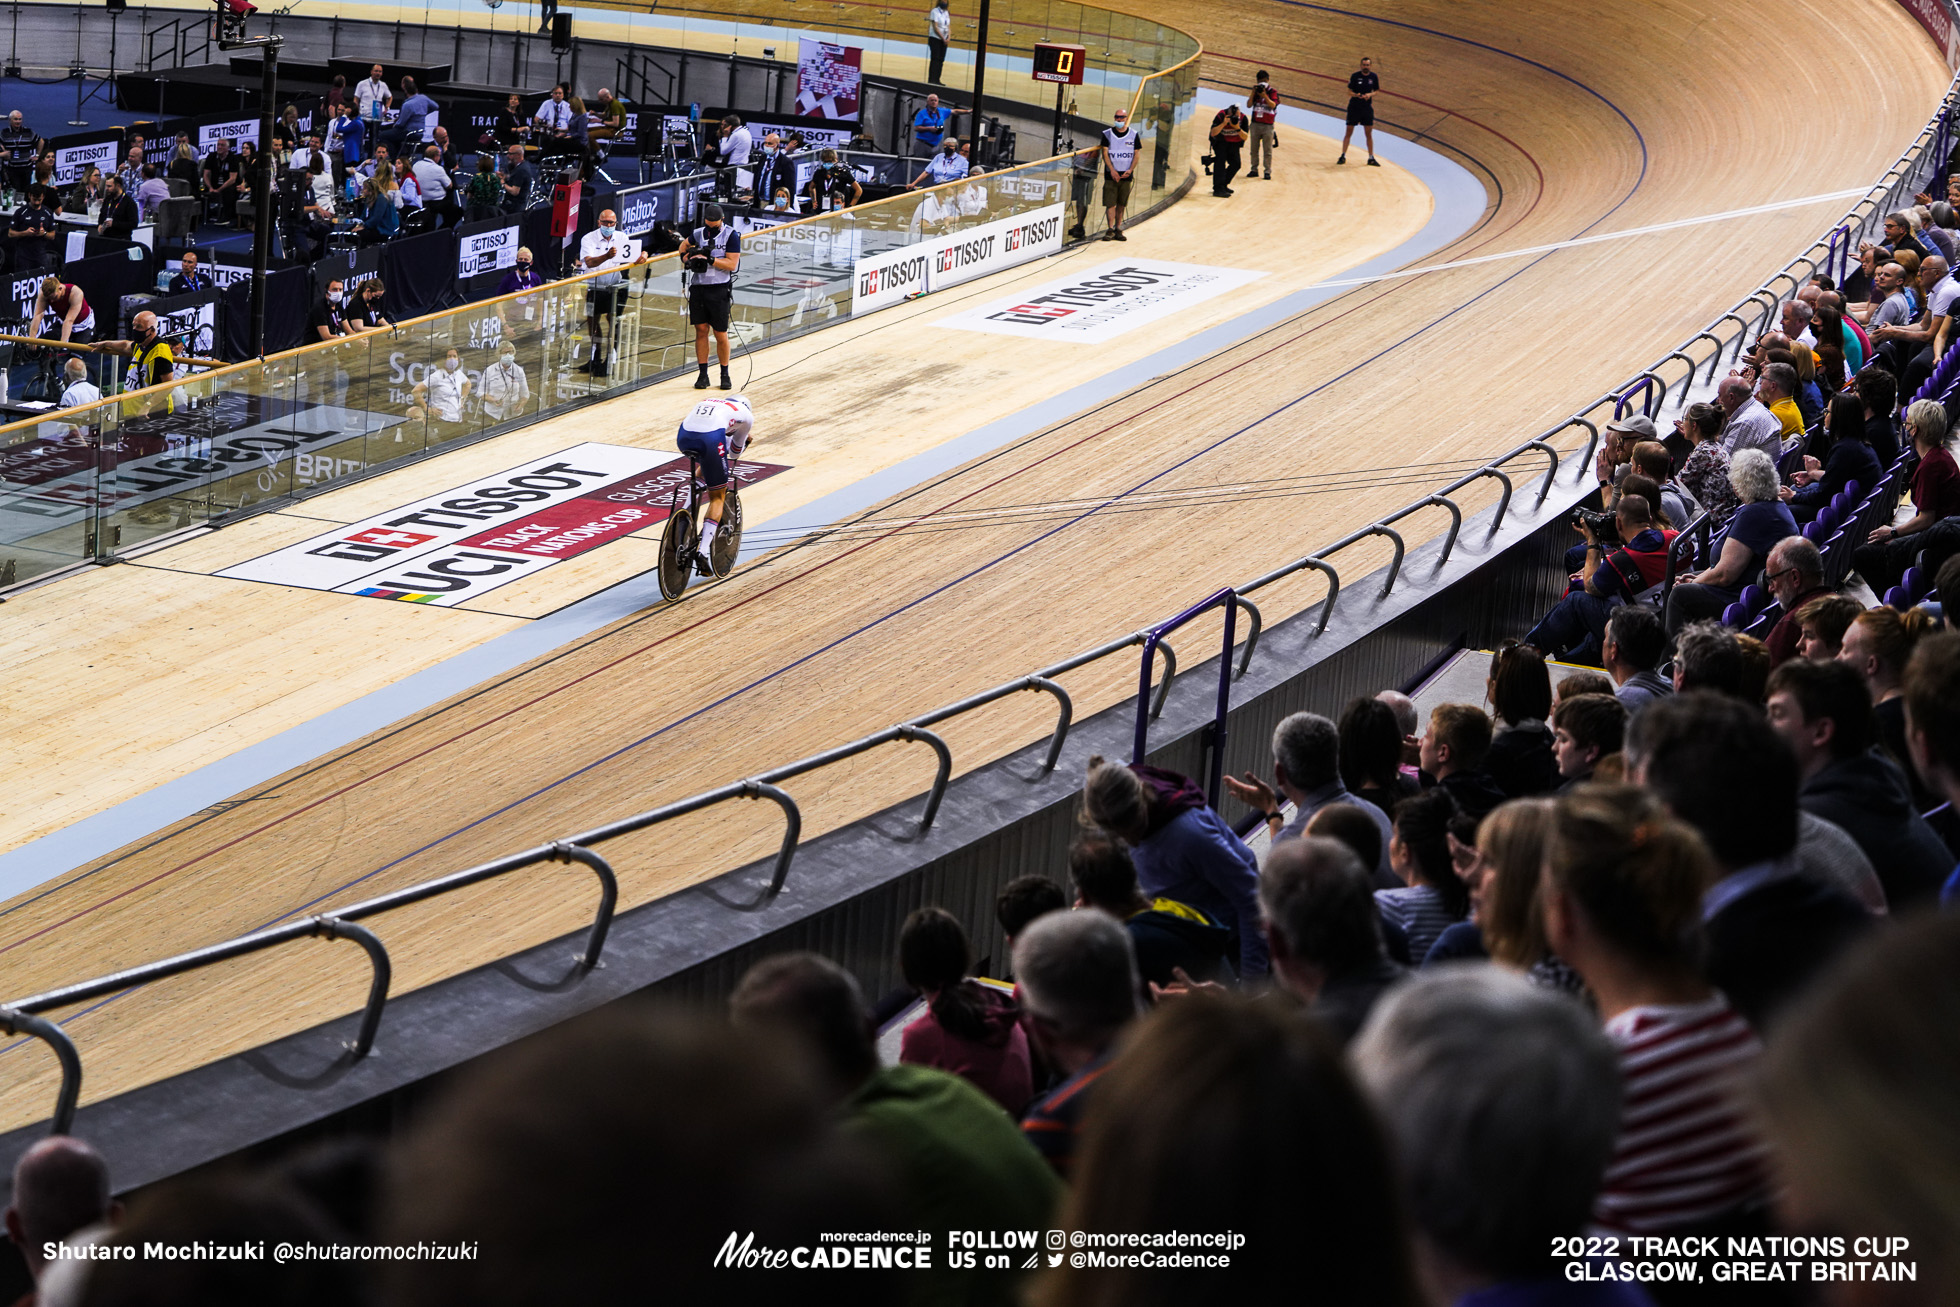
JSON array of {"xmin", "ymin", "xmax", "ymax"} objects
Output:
[{"xmin": 1521, "ymin": 494, "xmax": 1678, "ymax": 666}]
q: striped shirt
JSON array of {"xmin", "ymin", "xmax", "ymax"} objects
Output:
[
  {"xmin": 1374, "ymin": 884, "xmax": 1458, "ymax": 964},
  {"xmin": 1594, "ymin": 996, "xmax": 1771, "ymax": 1233},
  {"xmin": 1019, "ymin": 1052, "xmax": 1112, "ymax": 1179}
]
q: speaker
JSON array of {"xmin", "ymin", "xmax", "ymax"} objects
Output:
[
  {"xmin": 106, "ymin": 0, "xmax": 126, "ymax": 13},
  {"xmin": 550, "ymin": 12, "xmax": 573, "ymax": 52}
]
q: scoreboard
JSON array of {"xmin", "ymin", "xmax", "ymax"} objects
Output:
[{"xmin": 1031, "ymin": 42, "xmax": 1087, "ymax": 85}]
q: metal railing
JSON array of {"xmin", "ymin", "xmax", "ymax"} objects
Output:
[
  {"xmin": 1132, "ymin": 588, "xmax": 1239, "ymax": 806},
  {"xmin": 5, "ymin": 67, "xmax": 1955, "ymax": 1139}
]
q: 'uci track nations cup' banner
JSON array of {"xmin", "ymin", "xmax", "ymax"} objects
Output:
[{"xmin": 851, "ymin": 205, "xmax": 1065, "ymax": 314}]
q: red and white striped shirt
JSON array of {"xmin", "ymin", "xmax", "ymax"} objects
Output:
[{"xmin": 1594, "ymin": 995, "xmax": 1772, "ymax": 1233}]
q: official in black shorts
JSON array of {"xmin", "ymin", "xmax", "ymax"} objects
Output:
[
  {"xmin": 682, "ymin": 202, "xmax": 743, "ymax": 390},
  {"xmin": 1340, "ymin": 55, "xmax": 1380, "ymax": 166}
]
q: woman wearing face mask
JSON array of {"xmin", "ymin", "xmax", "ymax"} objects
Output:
[
  {"xmin": 418, "ymin": 347, "xmax": 472, "ymax": 439},
  {"xmin": 346, "ymin": 277, "xmax": 392, "ymax": 332},
  {"xmin": 496, "ymin": 246, "xmax": 548, "ymax": 341},
  {"xmin": 479, "ymin": 343, "xmax": 530, "ymax": 423}
]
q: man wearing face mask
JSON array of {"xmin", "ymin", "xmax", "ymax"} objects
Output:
[
  {"xmin": 479, "ymin": 342, "xmax": 531, "ymax": 422},
  {"xmin": 680, "ymin": 202, "xmax": 741, "ymax": 390},
  {"xmin": 578, "ymin": 206, "xmax": 645, "ymax": 378},
  {"xmin": 96, "ymin": 311, "xmax": 177, "ymax": 414},
  {"xmin": 419, "ymin": 347, "xmax": 472, "ymax": 438},
  {"xmin": 749, "ymin": 132, "xmax": 791, "ymax": 212},
  {"xmin": 910, "ymin": 136, "xmax": 969, "ymax": 190}
]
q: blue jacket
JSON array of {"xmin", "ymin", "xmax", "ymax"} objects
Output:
[
  {"xmin": 333, "ymin": 114, "xmax": 365, "ymax": 165},
  {"xmin": 397, "ymin": 93, "xmax": 439, "ymax": 139},
  {"xmin": 364, "ymin": 191, "xmax": 399, "ymax": 238},
  {"xmin": 1131, "ymin": 805, "xmax": 1266, "ymax": 977}
]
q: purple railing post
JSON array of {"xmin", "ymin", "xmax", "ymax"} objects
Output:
[{"xmin": 1133, "ymin": 587, "xmax": 1240, "ymax": 807}]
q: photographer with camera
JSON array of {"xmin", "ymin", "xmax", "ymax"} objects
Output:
[
  {"xmin": 681, "ymin": 202, "xmax": 742, "ymax": 391},
  {"xmin": 577, "ymin": 207, "xmax": 647, "ymax": 380},
  {"xmin": 1207, "ymin": 103, "xmax": 1246, "ymax": 197},
  {"xmin": 1521, "ymin": 494, "xmax": 1678, "ymax": 666}
]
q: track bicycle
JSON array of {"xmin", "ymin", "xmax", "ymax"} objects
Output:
[{"xmin": 656, "ymin": 451, "xmax": 744, "ymax": 602}]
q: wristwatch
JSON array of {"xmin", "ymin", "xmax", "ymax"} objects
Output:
[{"xmin": 1264, "ymin": 809, "xmax": 1284, "ymax": 825}]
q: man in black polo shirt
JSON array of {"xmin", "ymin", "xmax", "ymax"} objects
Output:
[
  {"xmin": 201, "ymin": 138, "xmax": 242, "ymax": 226},
  {"xmin": 96, "ymin": 175, "xmax": 139, "ymax": 240},
  {"xmin": 0, "ymin": 110, "xmax": 39, "ymax": 193},
  {"xmin": 1339, "ymin": 55, "xmax": 1380, "ymax": 166},
  {"xmin": 9, "ymin": 184, "xmax": 58, "ymax": 273}
]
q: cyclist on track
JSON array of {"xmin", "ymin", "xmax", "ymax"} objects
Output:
[{"xmin": 675, "ymin": 393, "xmax": 754, "ymax": 574}]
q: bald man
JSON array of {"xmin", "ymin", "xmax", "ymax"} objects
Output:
[{"xmin": 5, "ymin": 1136, "xmax": 119, "ymax": 1288}]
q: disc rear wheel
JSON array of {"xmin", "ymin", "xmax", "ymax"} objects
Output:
[
  {"xmin": 710, "ymin": 485, "xmax": 743, "ymax": 577},
  {"xmin": 657, "ymin": 508, "xmax": 696, "ymax": 602}
]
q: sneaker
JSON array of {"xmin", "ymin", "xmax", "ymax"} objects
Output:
[
  {"xmin": 1337, "ymin": 155, "xmax": 1346, "ymax": 164},
  {"xmin": 693, "ymin": 371, "xmax": 710, "ymax": 389},
  {"xmin": 1113, "ymin": 229, "xmax": 1127, "ymax": 241},
  {"xmin": 1067, "ymin": 224, "xmax": 1086, "ymax": 239},
  {"xmin": 1103, "ymin": 229, "xmax": 1118, "ymax": 240},
  {"xmin": 719, "ymin": 369, "xmax": 733, "ymax": 390},
  {"xmin": 1367, "ymin": 157, "xmax": 1380, "ymax": 166}
]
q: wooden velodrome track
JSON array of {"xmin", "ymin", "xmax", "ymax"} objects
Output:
[{"xmin": 0, "ymin": 0, "xmax": 1949, "ymax": 1131}]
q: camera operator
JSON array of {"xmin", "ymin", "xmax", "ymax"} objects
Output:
[
  {"xmin": 805, "ymin": 148, "xmax": 861, "ymax": 212},
  {"xmin": 702, "ymin": 114, "xmax": 753, "ymax": 200},
  {"xmin": 681, "ymin": 202, "xmax": 741, "ymax": 391},
  {"xmin": 1521, "ymin": 495, "xmax": 1677, "ymax": 666},
  {"xmin": 577, "ymin": 207, "xmax": 646, "ymax": 379},
  {"xmin": 1207, "ymin": 102, "xmax": 1246, "ymax": 197}
]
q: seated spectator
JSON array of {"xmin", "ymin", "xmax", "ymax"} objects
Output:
[
  {"xmin": 1854, "ymin": 365, "xmax": 1901, "ymax": 466},
  {"xmin": 1672, "ymin": 402, "xmax": 1739, "ymax": 525},
  {"xmin": 1793, "ymin": 592, "xmax": 1863, "ymax": 660},
  {"xmin": 1226, "ymin": 710, "xmax": 1393, "ymax": 878},
  {"xmin": 134, "ymin": 162, "xmax": 170, "ymax": 223},
  {"xmin": 1081, "ymin": 755, "xmax": 1264, "ymax": 977},
  {"xmin": 1044, "ymin": 993, "xmax": 1421, "ymax": 1307},
  {"xmin": 384, "ymin": 1007, "xmax": 887, "ymax": 1304},
  {"xmin": 1014, "ymin": 910, "xmax": 1139, "ymax": 1178},
  {"xmin": 1378, "ymin": 788, "xmax": 1468, "ymax": 964},
  {"xmin": 1541, "ymin": 785, "xmax": 1775, "ymax": 1237},
  {"xmin": 1551, "ymin": 693, "xmax": 1626, "ymax": 788},
  {"xmin": 1781, "ymin": 392, "xmax": 1879, "ymax": 527},
  {"xmin": 1715, "ymin": 374, "xmax": 1782, "ymax": 459},
  {"xmin": 1418, "ymin": 703, "xmax": 1506, "ymax": 818},
  {"xmin": 1758, "ymin": 915, "xmax": 1960, "ymax": 1307},
  {"xmin": 1756, "ymin": 360, "xmax": 1805, "ymax": 439},
  {"xmin": 1353, "ymin": 968, "xmax": 1622, "ymax": 1307},
  {"xmin": 1665, "ymin": 449, "xmax": 1795, "ymax": 635},
  {"xmin": 995, "ymin": 874, "xmax": 1065, "ymax": 967},
  {"xmin": 1260, "ymin": 835, "xmax": 1408, "ymax": 1043},
  {"xmin": 5, "ymin": 1136, "xmax": 119, "ymax": 1301},
  {"xmin": 1838, "ymin": 605, "xmax": 1941, "ymax": 808},
  {"xmin": 352, "ymin": 175, "xmax": 398, "ymax": 244},
  {"xmin": 1304, "ymin": 801, "xmax": 1386, "ymax": 881},
  {"xmin": 1629, "ymin": 439, "xmax": 1697, "ymax": 525},
  {"xmin": 1338, "ymin": 695, "xmax": 1420, "ymax": 819},
  {"xmin": 1760, "ymin": 537, "xmax": 1833, "ymax": 667},
  {"xmin": 500, "ymin": 141, "xmax": 540, "ymax": 211},
  {"xmin": 1070, "ymin": 833, "xmax": 1230, "ymax": 992},
  {"xmin": 1525, "ymin": 494, "xmax": 1674, "ymax": 665},
  {"xmin": 1734, "ymin": 631, "xmax": 1772, "ymax": 703},
  {"xmin": 1765, "ymin": 658, "xmax": 1947, "ymax": 909},
  {"xmin": 1484, "ymin": 643, "xmax": 1559, "ymax": 798},
  {"xmin": 896, "ymin": 906, "xmax": 1034, "ymax": 1114},
  {"xmin": 1853, "ymin": 398, "xmax": 1960, "ymax": 596},
  {"xmin": 1853, "ymin": 255, "xmax": 1911, "ymax": 327},
  {"xmin": 1554, "ymin": 669, "xmax": 1614, "ymax": 702},
  {"xmin": 1473, "ymin": 798, "xmax": 1584, "ymax": 995},
  {"xmin": 1603, "ymin": 604, "xmax": 1672, "ymax": 716},
  {"xmin": 732, "ymin": 951, "xmax": 1058, "ymax": 1306},
  {"xmin": 1627, "ymin": 694, "xmax": 1871, "ymax": 1030},
  {"xmin": 1904, "ymin": 632, "xmax": 1960, "ymax": 903}
]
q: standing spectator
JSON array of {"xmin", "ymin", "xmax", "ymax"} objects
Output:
[
  {"xmin": 1227, "ymin": 710, "xmax": 1394, "ymax": 878},
  {"xmin": 1069, "ymin": 834, "xmax": 1230, "ymax": 992},
  {"xmin": 8, "ymin": 183, "xmax": 58, "ymax": 273},
  {"xmin": 1338, "ymin": 55, "xmax": 1380, "ymax": 165},
  {"xmin": 499, "ymin": 141, "xmax": 538, "ymax": 211},
  {"xmin": 1042, "ymin": 992, "xmax": 1423, "ymax": 1307},
  {"xmin": 326, "ymin": 103, "xmax": 364, "ymax": 181},
  {"xmin": 417, "ymin": 347, "xmax": 471, "ymax": 439},
  {"xmin": 1097, "ymin": 106, "xmax": 1138, "ymax": 241},
  {"xmin": 1081, "ymin": 755, "xmax": 1264, "ymax": 977},
  {"xmin": 909, "ymin": 91, "xmax": 955, "ymax": 159},
  {"xmin": 411, "ymin": 143, "xmax": 456, "ymax": 226},
  {"xmin": 1418, "ymin": 703, "xmax": 1507, "ymax": 818},
  {"xmin": 1338, "ymin": 695, "xmax": 1420, "ymax": 819},
  {"xmin": 1714, "ymin": 373, "xmax": 1782, "ymax": 458},
  {"xmin": 477, "ymin": 342, "xmax": 530, "ymax": 423},
  {"xmin": 1066, "ymin": 139, "xmax": 1096, "ymax": 240},
  {"xmin": 201, "ymin": 136, "xmax": 242, "ymax": 225},
  {"xmin": 1852, "ymin": 398, "xmax": 1960, "ymax": 594},
  {"xmin": 463, "ymin": 154, "xmax": 502, "ymax": 221},
  {"xmin": 1207, "ymin": 101, "xmax": 1246, "ymax": 196},
  {"xmin": 1759, "ymin": 537, "xmax": 1833, "ymax": 667},
  {"xmin": 1758, "ymin": 916, "xmax": 1960, "ymax": 1307},
  {"xmin": 1013, "ymin": 910, "xmax": 1138, "ymax": 1179},
  {"xmin": 1550, "ymin": 693, "xmax": 1626, "ymax": 788},
  {"xmin": 580, "ymin": 206, "xmax": 642, "ymax": 379},
  {"xmin": 896, "ymin": 906, "xmax": 1034, "ymax": 1114},
  {"xmin": 1664, "ymin": 449, "xmax": 1794, "ymax": 635},
  {"xmin": 355, "ymin": 63, "xmax": 392, "ymax": 128},
  {"xmin": 806, "ymin": 147, "xmax": 861, "ymax": 211},
  {"xmin": 925, "ymin": 0, "xmax": 952, "ymax": 84},
  {"xmin": 0, "ymin": 108, "xmax": 40, "ymax": 192},
  {"xmin": 96, "ymin": 173, "xmax": 138, "ymax": 239},
  {"xmin": 1542, "ymin": 785, "xmax": 1774, "ymax": 1238},
  {"xmin": 1259, "ymin": 836, "xmax": 1408, "ymax": 1043},
  {"xmin": 1377, "ymin": 787, "xmax": 1468, "ymax": 963},
  {"xmin": 1485, "ymin": 642, "xmax": 1559, "ymax": 798},
  {"xmin": 1353, "ymin": 968, "xmax": 1628, "ymax": 1307},
  {"xmin": 1628, "ymin": 694, "xmax": 1871, "ymax": 1031},
  {"xmin": 115, "ymin": 142, "xmax": 144, "ymax": 194},
  {"xmin": 1603, "ymin": 604, "xmax": 1673, "ymax": 717},
  {"xmin": 4, "ymin": 1136, "xmax": 120, "ymax": 1300},
  {"xmin": 1247, "ymin": 80, "xmax": 1279, "ymax": 181},
  {"xmin": 749, "ymin": 133, "xmax": 792, "ymax": 212},
  {"xmin": 1765, "ymin": 657, "xmax": 1947, "ymax": 909}
]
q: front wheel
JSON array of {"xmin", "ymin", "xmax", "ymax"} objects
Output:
[
  {"xmin": 657, "ymin": 507, "xmax": 696, "ymax": 602},
  {"xmin": 710, "ymin": 485, "xmax": 743, "ymax": 578}
]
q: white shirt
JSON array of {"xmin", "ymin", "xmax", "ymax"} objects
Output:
[
  {"xmin": 956, "ymin": 181, "xmax": 987, "ymax": 216},
  {"xmin": 579, "ymin": 228, "xmax": 636, "ymax": 287},
  {"xmin": 479, "ymin": 359, "xmax": 530, "ymax": 419},
  {"xmin": 290, "ymin": 145, "xmax": 320, "ymax": 172},
  {"xmin": 534, "ymin": 98, "xmax": 572, "ymax": 132},
  {"xmin": 680, "ymin": 395, "xmax": 753, "ymax": 455},
  {"xmin": 718, "ymin": 125, "xmax": 754, "ymax": 167},
  {"xmin": 424, "ymin": 365, "xmax": 467, "ymax": 422},
  {"xmin": 1721, "ymin": 396, "xmax": 1783, "ymax": 458},
  {"xmin": 308, "ymin": 170, "xmax": 335, "ymax": 209},
  {"xmin": 410, "ymin": 157, "xmax": 451, "ymax": 203},
  {"xmin": 59, "ymin": 378, "xmax": 101, "ymax": 410},
  {"xmin": 1101, "ymin": 125, "xmax": 1139, "ymax": 175},
  {"xmin": 356, "ymin": 77, "xmax": 391, "ymax": 121},
  {"xmin": 929, "ymin": 4, "xmax": 951, "ymax": 40}
]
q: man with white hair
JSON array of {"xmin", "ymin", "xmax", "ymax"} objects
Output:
[
  {"xmin": 0, "ymin": 108, "xmax": 40, "ymax": 192},
  {"xmin": 1225, "ymin": 711, "xmax": 1394, "ymax": 879},
  {"xmin": 1013, "ymin": 910, "xmax": 1139, "ymax": 1178},
  {"xmin": 1715, "ymin": 373, "xmax": 1782, "ymax": 458},
  {"xmin": 1780, "ymin": 297, "xmax": 1817, "ymax": 349},
  {"xmin": 1875, "ymin": 253, "xmax": 1958, "ymax": 397},
  {"xmin": 1353, "ymin": 967, "xmax": 1623, "ymax": 1307}
]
